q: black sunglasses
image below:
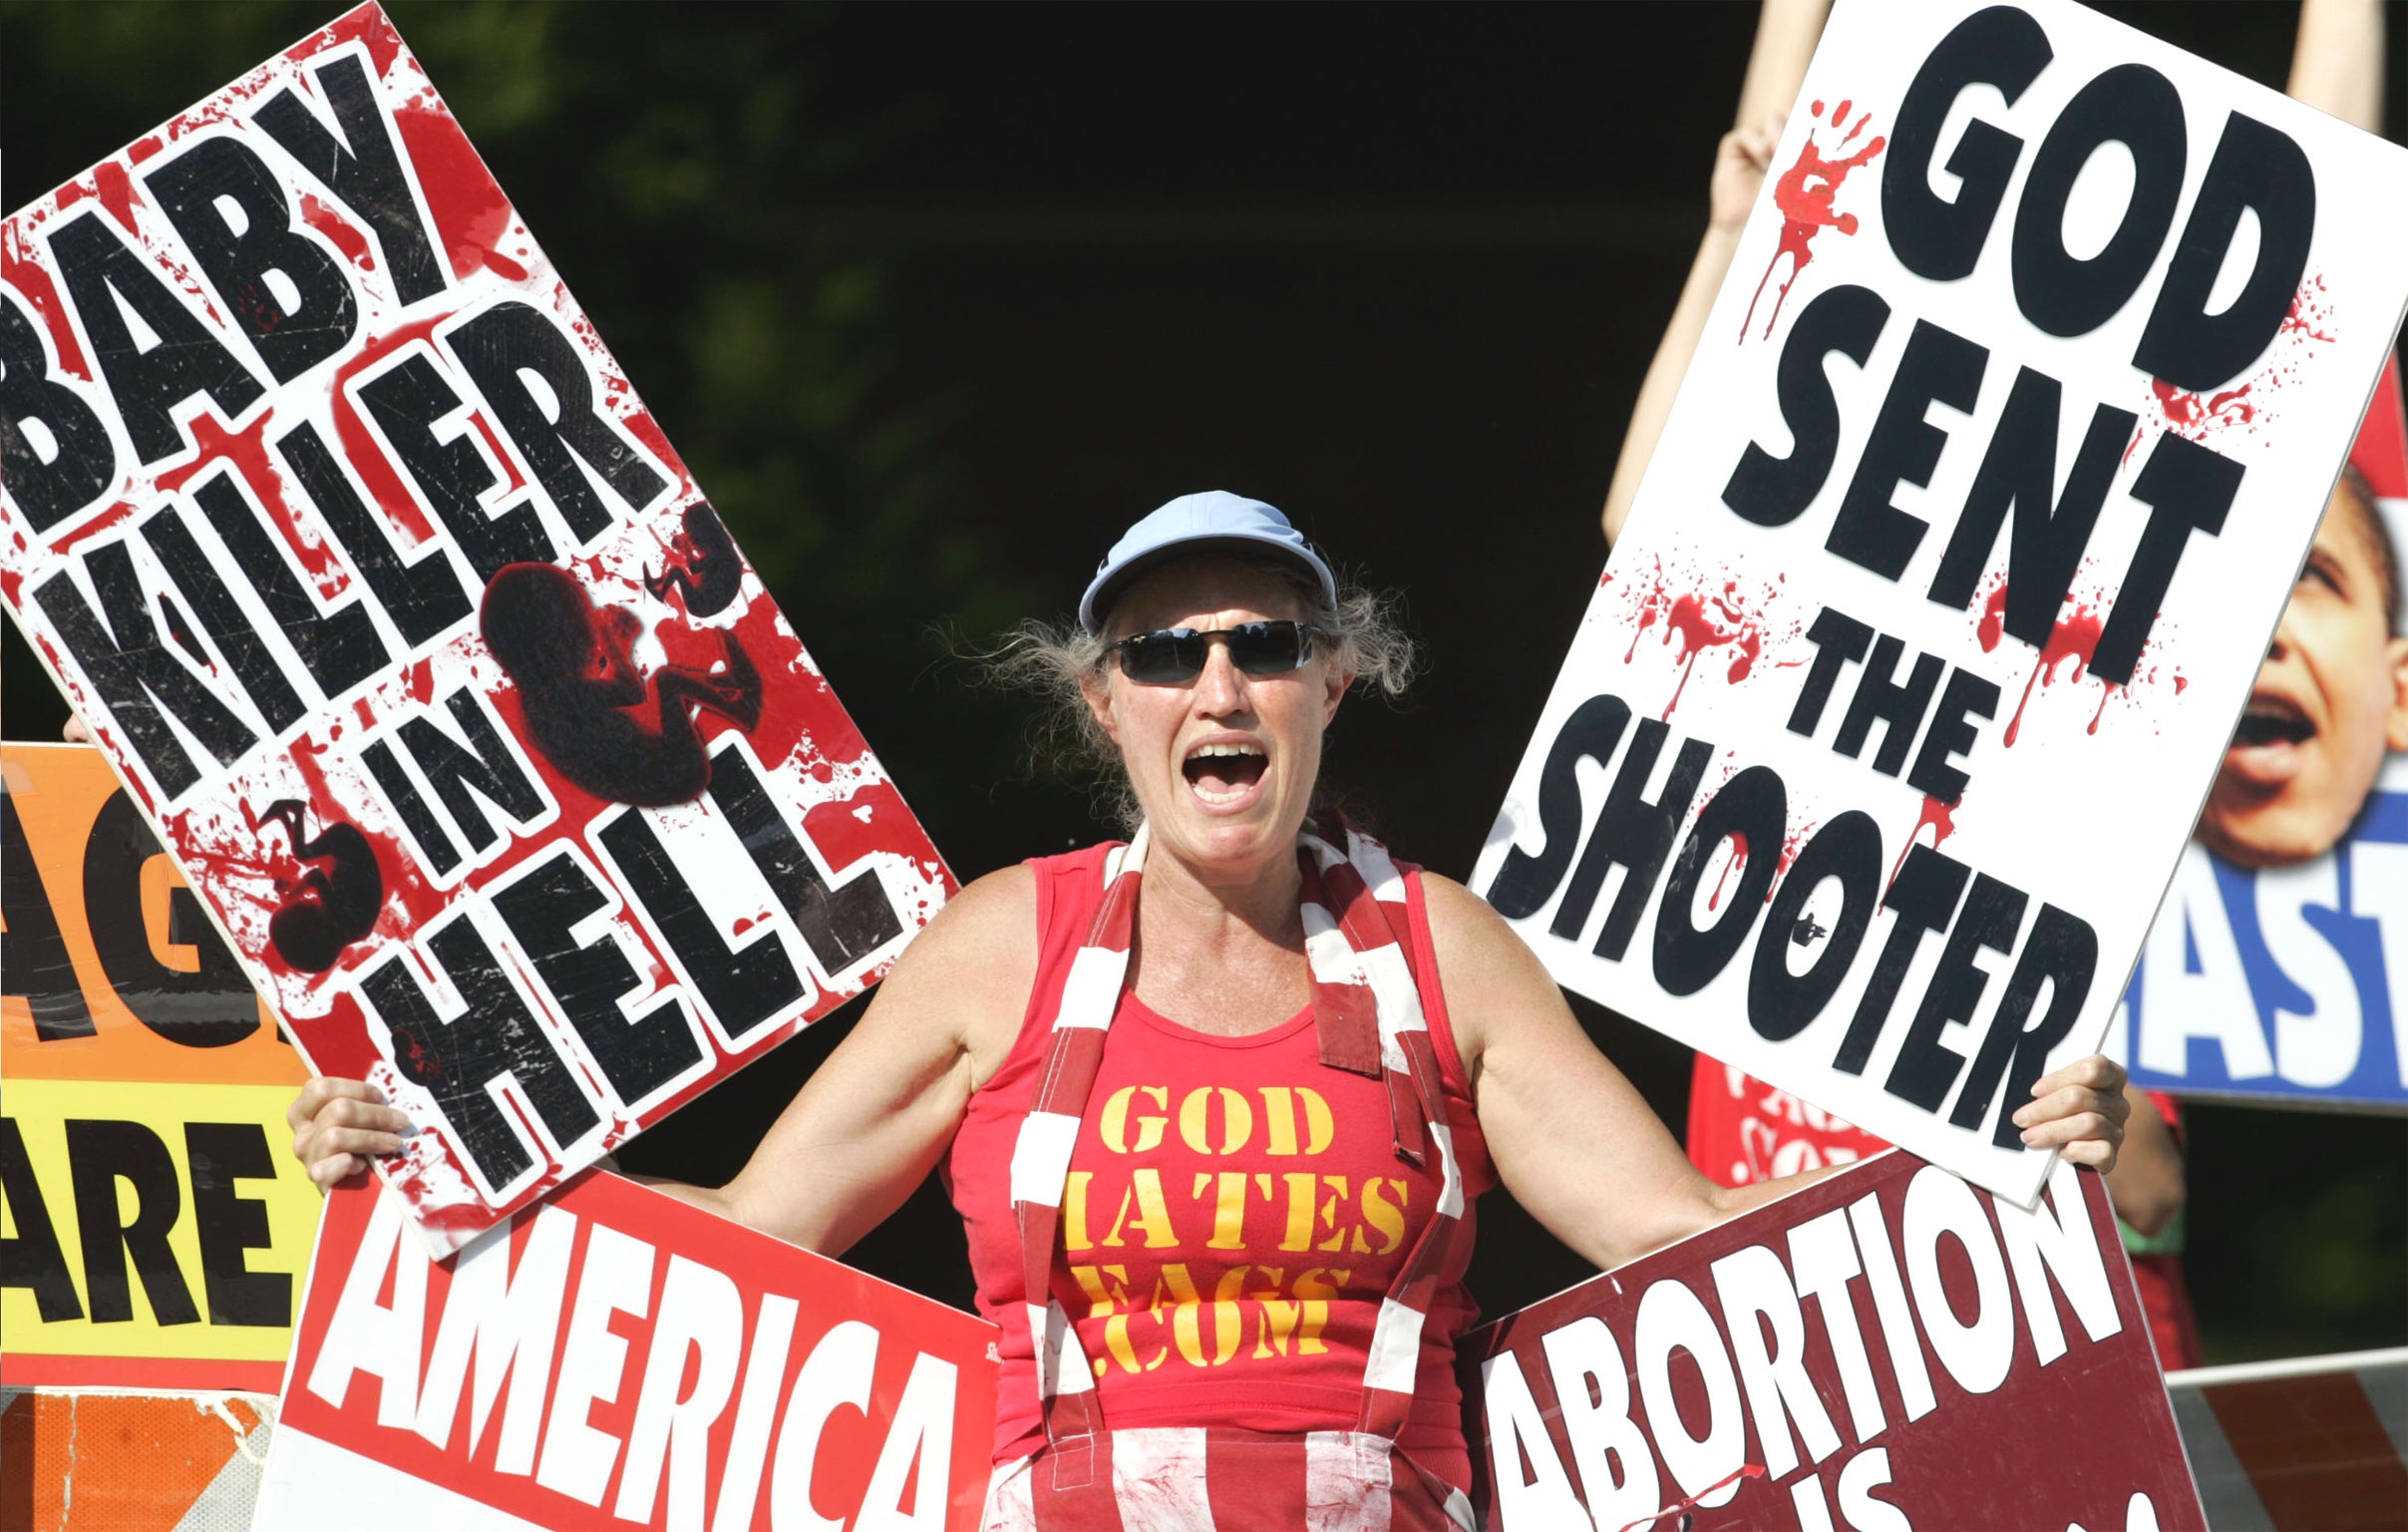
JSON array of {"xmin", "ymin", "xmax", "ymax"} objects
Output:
[{"xmin": 1106, "ymin": 620, "xmax": 1326, "ymax": 684}]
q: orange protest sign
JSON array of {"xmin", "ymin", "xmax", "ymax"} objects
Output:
[{"xmin": 1, "ymin": 741, "xmax": 316, "ymax": 1391}]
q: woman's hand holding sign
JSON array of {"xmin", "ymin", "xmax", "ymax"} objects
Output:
[
  {"xmin": 1603, "ymin": 0, "xmax": 1831, "ymax": 545},
  {"xmin": 1710, "ymin": 120, "xmax": 1783, "ymax": 237},
  {"xmin": 2009, "ymin": 1053, "xmax": 2130, "ymax": 1167},
  {"xmin": 288, "ymin": 1077, "xmax": 410, "ymax": 1189}
]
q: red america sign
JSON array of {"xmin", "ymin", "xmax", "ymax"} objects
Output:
[
  {"xmin": 0, "ymin": 3, "xmax": 950, "ymax": 1252},
  {"xmin": 1460, "ymin": 1154, "xmax": 2205, "ymax": 1531},
  {"xmin": 254, "ymin": 1171, "xmax": 999, "ymax": 1530}
]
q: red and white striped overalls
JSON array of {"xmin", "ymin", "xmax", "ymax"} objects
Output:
[{"xmin": 959, "ymin": 826, "xmax": 1488, "ymax": 1530}]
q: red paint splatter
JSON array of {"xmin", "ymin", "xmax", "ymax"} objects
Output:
[
  {"xmin": 198, "ymin": 736, "xmax": 443, "ymax": 985},
  {"xmin": 1623, "ymin": 560, "xmax": 1664, "ymax": 661},
  {"xmin": 477, "ymin": 575, "xmax": 878, "ymax": 853},
  {"xmin": 1727, "ymin": 627, "xmax": 1764, "ymax": 682},
  {"xmin": 1887, "ymin": 794, "xmax": 1958, "ymax": 891},
  {"xmin": 158, "ymin": 99, "xmax": 234, "ymax": 146},
  {"xmin": 3, "ymin": 223, "xmax": 91, "ymax": 379},
  {"xmin": 1707, "ymin": 833, "xmax": 1748, "ymax": 913},
  {"xmin": 2136, "ymin": 273, "xmax": 2336, "ymax": 455},
  {"xmin": 298, "ymin": 192, "xmax": 376, "ymax": 271},
  {"xmin": 56, "ymin": 172, "xmax": 225, "ymax": 327},
  {"xmin": 1612, "ymin": 560, "xmax": 1793, "ymax": 718},
  {"xmin": 1743, "ymin": 98, "xmax": 1887, "ymax": 342},
  {"xmin": 152, "ymin": 408, "xmax": 349, "ymax": 593},
  {"xmin": 1976, "ymin": 578, "xmax": 2008, "ymax": 652},
  {"xmin": 62, "ymin": 162, "xmax": 145, "ymax": 235},
  {"xmin": 1766, "ymin": 820, "xmax": 1816, "ymax": 905},
  {"xmin": 95, "ymin": 162, "xmax": 143, "ymax": 234},
  {"xmin": 803, "ymin": 781, "xmax": 911, "ymax": 873},
  {"xmin": 341, "ymin": 5, "xmax": 407, "ymax": 79},
  {"xmin": 731, "ymin": 916, "xmax": 757, "ymax": 937},
  {"xmin": 1899, "ymin": 795, "xmax": 1956, "ymax": 871},
  {"xmin": 392, "ymin": 101, "xmax": 518, "ymax": 284},
  {"xmin": 2003, "ymin": 602, "xmax": 2107, "ymax": 746},
  {"xmin": 162, "ymin": 113, "xmax": 216, "ymax": 146},
  {"xmin": 2282, "ymin": 276, "xmax": 2338, "ymax": 343},
  {"xmin": 49, "ymin": 501, "xmax": 139, "ymax": 556},
  {"xmin": 1660, "ymin": 585, "xmax": 1767, "ymax": 719},
  {"xmin": 618, "ymin": 408, "xmax": 691, "ymax": 487},
  {"xmin": 128, "ymin": 134, "xmax": 166, "ymax": 167},
  {"xmin": 2088, "ymin": 679, "xmax": 2119, "ymax": 735},
  {"xmin": 319, "ymin": 317, "xmax": 535, "ymax": 536},
  {"xmin": 2149, "ymin": 376, "xmax": 2255, "ymax": 437},
  {"xmin": 327, "ymin": 314, "xmax": 452, "ymax": 548},
  {"xmin": 203, "ymin": 803, "xmax": 306, "ymax": 886},
  {"xmin": 467, "ymin": 410, "xmax": 528, "ymax": 494}
]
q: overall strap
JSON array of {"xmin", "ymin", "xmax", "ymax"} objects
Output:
[
  {"xmin": 1007, "ymin": 827, "xmax": 1149, "ymax": 1488},
  {"xmin": 1298, "ymin": 828, "xmax": 1467, "ymax": 1441}
]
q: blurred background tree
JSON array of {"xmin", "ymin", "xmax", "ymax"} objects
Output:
[{"xmin": 4, "ymin": 0, "xmax": 2400, "ymax": 1361}]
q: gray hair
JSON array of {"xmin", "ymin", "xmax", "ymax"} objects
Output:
[{"xmin": 981, "ymin": 558, "xmax": 1419, "ymax": 829}]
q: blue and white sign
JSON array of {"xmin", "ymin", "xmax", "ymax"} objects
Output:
[{"xmin": 2118, "ymin": 779, "xmax": 2408, "ymax": 1110}]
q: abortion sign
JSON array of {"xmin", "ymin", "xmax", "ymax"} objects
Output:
[
  {"xmin": 252, "ymin": 1170, "xmax": 997, "ymax": 1531},
  {"xmin": 1474, "ymin": 0, "xmax": 2408, "ymax": 1201},
  {"xmin": 0, "ymin": 3, "xmax": 950, "ymax": 1252},
  {"xmin": 1462, "ymin": 1154, "xmax": 2203, "ymax": 1531}
]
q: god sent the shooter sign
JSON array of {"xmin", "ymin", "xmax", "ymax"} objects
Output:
[
  {"xmin": 0, "ymin": 5, "xmax": 950, "ymax": 1252},
  {"xmin": 1474, "ymin": 0, "xmax": 2408, "ymax": 1202}
]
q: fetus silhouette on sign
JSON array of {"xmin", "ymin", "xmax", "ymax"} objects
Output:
[
  {"xmin": 480, "ymin": 562, "xmax": 762, "ymax": 808},
  {"xmin": 254, "ymin": 799, "xmax": 382, "ymax": 972},
  {"xmin": 645, "ymin": 501, "xmax": 744, "ymax": 616}
]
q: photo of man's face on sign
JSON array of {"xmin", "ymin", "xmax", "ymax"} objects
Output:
[
  {"xmin": 2127, "ymin": 357, "xmax": 2408, "ymax": 1109},
  {"xmin": 2197, "ymin": 358, "xmax": 2408, "ymax": 868}
]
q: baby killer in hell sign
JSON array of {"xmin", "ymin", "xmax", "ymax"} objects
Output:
[
  {"xmin": 1473, "ymin": 0, "xmax": 2408, "ymax": 1203},
  {"xmin": 1462, "ymin": 1155, "xmax": 2204, "ymax": 1532},
  {"xmin": 0, "ymin": 3, "xmax": 952, "ymax": 1253},
  {"xmin": 253, "ymin": 1170, "xmax": 998, "ymax": 1531}
]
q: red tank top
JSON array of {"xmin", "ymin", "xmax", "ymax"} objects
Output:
[{"xmin": 947, "ymin": 844, "xmax": 1495, "ymax": 1487}]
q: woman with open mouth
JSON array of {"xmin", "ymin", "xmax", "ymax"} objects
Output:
[{"xmin": 288, "ymin": 489, "xmax": 2131, "ymax": 1529}]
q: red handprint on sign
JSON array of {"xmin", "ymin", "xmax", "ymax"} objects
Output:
[{"xmin": 1742, "ymin": 97, "xmax": 1889, "ymax": 343}]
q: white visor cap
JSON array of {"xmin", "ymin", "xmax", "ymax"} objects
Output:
[{"xmin": 1079, "ymin": 491, "xmax": 1338, "ymax": 633}]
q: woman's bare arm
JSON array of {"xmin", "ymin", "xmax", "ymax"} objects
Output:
[
  {"xmin": 1422, "ymin": 874, "xmax": 2127, "ymax": 1272},
  {"xmin": 1601, "ymin": 0, "xmax": 1831, "ymax": 546},
  {"xmin": 293, "ymin": 864, "xmax": 1036, "ymax": 1258},
  {"xmin": 1423, "ymin": 876, "xmax": 1729, "ymax": 1268},
  {"xmin": 662, "ymin": 865, "xmax": 1034, "ymax": 1254},
  {"xmin": 2102, "ymin": 1083, "xmax": 2183, "ymax": 1239},
  {"xmin": 2288, "ymin": 0, "xmax": 2383, "ymax": 132}
]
